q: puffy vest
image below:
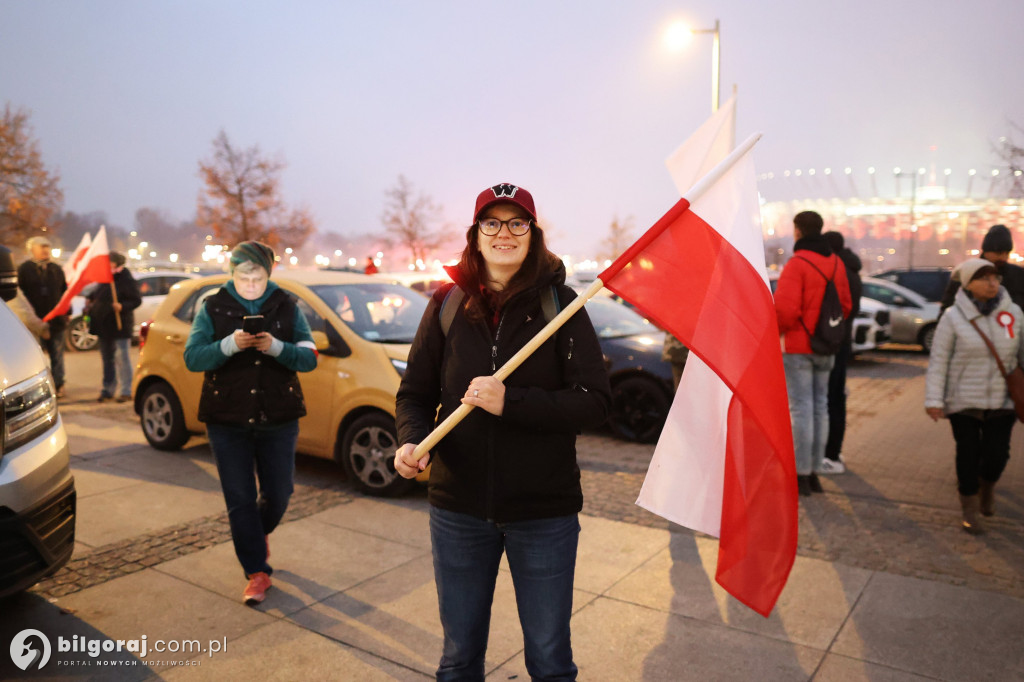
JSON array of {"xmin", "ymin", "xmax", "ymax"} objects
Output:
[{"xmin": 197, "ymin": 287, "xmax": 307, "ymax": 426}]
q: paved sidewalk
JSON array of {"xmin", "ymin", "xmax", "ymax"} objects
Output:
[{"xmin": 2, "ymin": 350, "xmax": 1023, "ymax": 680}]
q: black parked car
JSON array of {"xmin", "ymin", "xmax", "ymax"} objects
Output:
[
  {"xmin": 585, "ymin": 296, "xmax": 674, "ymax": 443},
  {"xmin": 873, "ymin": 268, "xmax": 951, "ymax": 303}
]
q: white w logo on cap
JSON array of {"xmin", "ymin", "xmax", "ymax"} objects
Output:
[{"xmin": 491, "ymin": 184, "xmax": 518, "ymax": 198}]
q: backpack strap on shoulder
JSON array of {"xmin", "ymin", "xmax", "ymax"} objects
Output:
[
  {"xmin": 438, "ymin": 283, "xmax": 465, "ymax": 337},
  {"xmin": 540, "ymin": 285, "xmax": 561, "ymax": 322},
  {"xmin": 793, "ymin": 254, "xmax": 834, "ymax": 282}
]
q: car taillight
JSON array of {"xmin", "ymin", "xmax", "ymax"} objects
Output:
[{"xmin": 139, "ymin": 320, "xmax": 152, "ymax": 349}]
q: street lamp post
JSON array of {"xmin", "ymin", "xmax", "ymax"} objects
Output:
[
  {"xmin": 664, "ymin": 19, "xmax": 721, "ymax": 113},
  {"xmin": 894, "ymin": 168, "xmax": 918, "ymax": 269}
]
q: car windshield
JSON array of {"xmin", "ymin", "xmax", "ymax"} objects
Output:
[
  {"xmin": 585, "ymin": 297, "xmax": 659, "ymax": 339},
  {"xmin": 311, "ymin": 283, "xmax": 427, "ymax": 343}
]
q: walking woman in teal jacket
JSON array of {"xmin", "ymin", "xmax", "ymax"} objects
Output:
[{"xmin": 184, "ymin": 241, "xmax": 317, "ymax": 605}]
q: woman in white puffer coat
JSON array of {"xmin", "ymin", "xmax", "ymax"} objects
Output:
[{"xmin": 926, "ymin": 258, "xmax": 1024, "ymax": 534}]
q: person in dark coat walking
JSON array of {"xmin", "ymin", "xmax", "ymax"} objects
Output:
[
  {"xmin": 394, "ymin": 183, "xmax": 611, "ymax": 681},
  {"xmin": 821, "ymin": 231, "xmax": 862, "ymax": 474},
  {"xmin": 17, "ymin": 235, "xmax": 68, "ymax": 396},
  {"xmin": 940, "ymin": 224, "xmax": 1024, "ymax": 312},
  {"xmin": 86, "ymin": 252, "xmax": 141, "ymax": 402}
]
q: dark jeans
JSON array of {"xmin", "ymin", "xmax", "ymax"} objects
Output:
[
  {"xmin": 825, "ymin": 342, "xmax": 852, "ymax": 461},
  {"xmin": 206, "ymin": 421, "xmax": 299, "ymax": 576},
  {"xmin": 948, "ymin": 412, "xmax": 1014, "ymax": 495},
  {"xmin": 429, "ymin": 507, "xmax": 579, "ymax": 682},
  {"xmin": 42, "ymin": 320, "xmax": 66, "ymax": 389}
]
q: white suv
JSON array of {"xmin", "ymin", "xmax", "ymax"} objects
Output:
[{"xmin": 0, "ymin": 245, "xmax": 76, "ymax": 597}]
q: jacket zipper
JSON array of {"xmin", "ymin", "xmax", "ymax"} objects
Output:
[
  {"xmin": 491, "ymin": 310, "xmax": 507, "ymax": 372},
  {"xmin": 484, "ymin": 309, "xmax": 507, "ymax": 519}
]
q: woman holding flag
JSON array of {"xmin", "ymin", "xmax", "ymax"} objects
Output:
[
  {"xmin": 925, "ymin": 257, "xmax": 1024, "ymax": 535},
  {"xmin": 394, "ymin": 183, "xmax": 610, "ymax": 681}
]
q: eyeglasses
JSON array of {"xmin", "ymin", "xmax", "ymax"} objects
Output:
[
  {"xmin": 976, "ymin": 274, "xmax": 1002, "ymax": 284},
  {"xmin": 477, "ymin": 218, "xmax": 532, "ymax": 236}
]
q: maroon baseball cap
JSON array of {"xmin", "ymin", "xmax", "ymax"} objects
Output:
[{"xmin": 473, "ymin": 183, "xmax": 537, "ymax": 222}]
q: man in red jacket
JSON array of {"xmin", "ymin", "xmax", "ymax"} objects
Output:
[{"xmin": 774, "ymin": 211, "xmax": 853, "ymax": 496}]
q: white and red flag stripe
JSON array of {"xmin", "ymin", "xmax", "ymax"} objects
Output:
[
  {"xmin": 44, "ymin": 226, "xmax": 113, "ymax": 322},
  {"xmin": 62, "ymin": 232, "xmax": 92, "ymax": 282},
  {"xmin": 599, "ymin": 133, "xmax": 797, "ymax": 617}
]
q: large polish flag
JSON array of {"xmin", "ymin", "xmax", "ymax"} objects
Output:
[
  {"xmin": 44, "ymin": 226, "xmax": 113, "ymax": 321},
  {"xmin": 598, "ymin": 131, "xmax": 797, "ymax": 617}
]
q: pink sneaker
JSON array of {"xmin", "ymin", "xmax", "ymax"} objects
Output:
[{"xmin": 243, "ymin": 572, "xmax": 272, "ymax": 605}]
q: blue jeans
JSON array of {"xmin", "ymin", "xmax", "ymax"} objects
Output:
[
  {"xmin": 429, "ymin": 507, "xmax": 579, "ymax": 682},
  {"xmin": 98, "ymin": 336, "xmax": 132, "ymax": 398},
  {"xmin": 207, "ymin": 421, "xmax": 299, "ymax": 576},
  {"xmin": 783, "ymin": 353, "xmax": 834, "ymax": 476}
]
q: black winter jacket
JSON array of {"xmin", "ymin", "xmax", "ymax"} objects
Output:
[
  {"xmin": 197, "ymin": 288, "xmax": 307, "ymax": 426},
  {"xmin": 17, "ymin": 259, "xmax": 68, "ymax": 325},
  {"xmin": 86, "ymin": 269, "xmax": 142, "ymax": 339},
  {"xmin": 395, "ymin": 262, "xmax": 611, "ymax": 523}
]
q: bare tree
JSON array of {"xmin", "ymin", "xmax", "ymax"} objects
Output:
[
  {"xmin": 995, "ymin": 122, "xmax": 1024, "ymax": 198},
  {"xmin": 196, "ymin": 130, "xmax": 315, "ymax": 250},
  {"xmin": 0, "ymin": 104, "xmax": 63, "ymax": 247},
  {"xmin": 598, "ymin": 214, "xmax": 635, "ymax": 262},
  {"xmin": 381, "ymin": 175, "xmax": 446, "ymax": 264}
]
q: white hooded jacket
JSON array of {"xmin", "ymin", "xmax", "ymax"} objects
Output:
[{"xmin": 925, "ymin": 286, "xmax": 1024, "ymax": 414}]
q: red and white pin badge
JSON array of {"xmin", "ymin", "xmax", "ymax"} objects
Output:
[{"xmin": 997, "ymin": 311, "xmax": 1015, "ymax": 339}]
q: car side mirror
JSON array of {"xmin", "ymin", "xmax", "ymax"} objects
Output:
[
  {"xmin": 310, "ymin": 330, "xmax": 330, "ymax": 351},
  {"xmin": 892, "ymin": 295, "xmax": 908, "ymax": 306}
]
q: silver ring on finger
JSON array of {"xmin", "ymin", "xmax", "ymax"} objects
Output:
[{"xmin": 473, "ymin": 389, "xmax": 479, "ymax": 397}]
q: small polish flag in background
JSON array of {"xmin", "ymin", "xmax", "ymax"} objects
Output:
[
  {"xmin": 62, "ymin": 232, "xmax": 92, "ymax": 282},
  {"xmin": 44, "ymin": 226, "xmax": 113, "ymax": 322}
]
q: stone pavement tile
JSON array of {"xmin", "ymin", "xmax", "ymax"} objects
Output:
[
  {"xmin": 158, "ymin": 517, "xmax": 429, "ymax": 617},
  {"xmin": 286, "ymin": 551, "xmax": 597, "ymax": 678},
  {"xmin": 162, "ymin": 620, "xmax": 429, "ymax": 681},
  {"xmin": 38, "ymin": 569, "xmax": 275, "ymax": 668},
  {"xmin": 89, "ymin": 446, "xmax": 221, "ymax": 492},
  {"xmin": 71, "ymin": 464, "xmax": 147, "ymax": 499},
  {"xmin": 307, "ymin": 496, "xmax": 433, "ymax": 550},
  {"xmin": 815, "ymin": 654, "xmax": 938, "ymax": 681},
  {"xmin": 74, "ymin": 479, "xmax": 226, "ymax": 547},
  {"xmin": 62, "ymin": 414, "xmax": 148, "ymax": 458},
  {"xmin": 572, "ymin": 514, "xmax": 670, "ymax": 594},
  {"xmin": 491, "ymin": 596, "xmax": 823, "ymax": 681},
  {"xmin": 606, "ymin": 533, "xmax": 872, "ymax": 651},
  {"xmin": 832, "ymin": 572, "xmax": 1024, "ymax": 681},
  {"xmin": 285, "ymin": 553, "xmax": 445, "ymax": 676}
]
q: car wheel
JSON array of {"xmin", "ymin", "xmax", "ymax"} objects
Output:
[
  {"xmin": 609, "ymin": 375, "xmax": 670, "ymax": 443},
  {"xmin": 919, "ymin": 324, "xmax": 936, "ymax": 353},
  {"xmin": 140, "ymin": 383, "xmax": 190, "ymax": 451},
  {"xmin": 339, "ymin": 412, "xmax": 413, "ymax": 497},
  {"xmin": 65, "ymin": 315, "xmax": 99, "ymax": 351}
]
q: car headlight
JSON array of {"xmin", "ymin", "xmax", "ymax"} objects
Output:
[
  {"xmin": 390, "ymin": 358, "xmax": 408, "ymax": 377},
  {"xmin": 2, "ymin": 370, "xmax": 59, "ymax": 457}
]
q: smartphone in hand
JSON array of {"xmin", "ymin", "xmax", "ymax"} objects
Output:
[{"xmin": 242, "ymin": 315, "xmax": 265, "ymax": 335}]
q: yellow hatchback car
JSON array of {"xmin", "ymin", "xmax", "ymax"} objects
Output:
[{"xmin": 131, "ymin": 269, "xmax": 429, "ymax": 496}]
